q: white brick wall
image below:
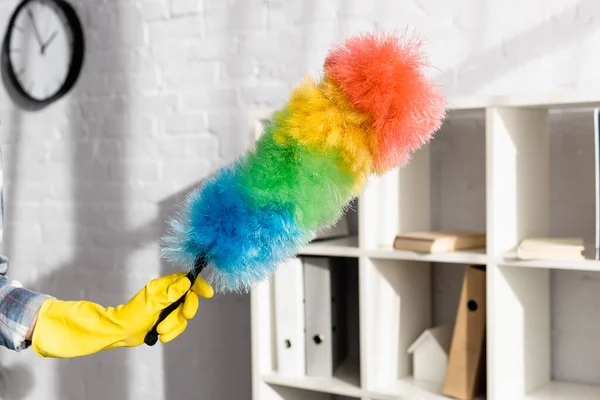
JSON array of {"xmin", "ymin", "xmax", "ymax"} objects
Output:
[{"xmin": 0, "ymin": 0, "xmax": 598, "ymax": 398}]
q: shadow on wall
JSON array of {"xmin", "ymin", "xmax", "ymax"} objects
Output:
[
  {"xmin": 1, "ymin": 1, "xmax": 252, "ymax": 398},
  {"xmin": 158, "ymin": 184, "xmax": 252, "ymax": 400},
  {"xmin": 0, "ymin": 2, "xmax": 38, "ymax": 399},
  {"xmin": 0, "ymin": 362, "xmax": 34, "ymax": 400},
  {"xmin": 27, "ymin": 1, "xmax": 130, "ymax": 399},
  {"xmin": 436, "ymin": 0, "xmax": 600, "ymax": 96}
]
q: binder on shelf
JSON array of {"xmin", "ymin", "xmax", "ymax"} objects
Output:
[
  {"xmin": 442, "ymin": 265, "xmax": 486, "ymax": 400},
  {"xmin": 303, "ymin": 256, "xmax": 346, "ymax": 377},
  {"xmin": 273, "ymin": 257, "xmax": 306, "ymax": 377}
]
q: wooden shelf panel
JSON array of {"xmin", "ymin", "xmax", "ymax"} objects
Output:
[
  {"xmin": 499, "ymin": 256, "xmax": 600, "ymax": 272},
  {"xmin": 250, "ymin": 90, "xmax": 600, "ymax": 117},
  {"xmin": 522, "ymin": 381, "xmax": 600, "ymax": 400},
  {"xmin": 300, "ymin": 238, "xmax": 490, "ymax": 265},
  {"xmin": 369, "ymin": 377, "xmax": 461, "ymax": 400},
  {"xmin": 447, "ymin": 91, "xmax": 600, "ymax": 111},
  {"xmin": 299, "ymin": 236, "xmax": 360, "ymax": 257},
  {"xmin": 261, "ymin": 374, "xmax": 466, "ymax": 400},
  {"xmin": 261, "ymin": 359, "xmax": 362, "ymax": 398},
  {"xmin": 498, "ymin": 244, "xmax": 600, "ymax": 271},
  {"xmin": 367, "ymin": 247, "xmax": 488, "ymax": 264}
]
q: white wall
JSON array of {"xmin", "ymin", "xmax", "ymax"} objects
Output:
[{"xmin": 0, "ymin": 0, "xmax": 598, "ymax": 399}]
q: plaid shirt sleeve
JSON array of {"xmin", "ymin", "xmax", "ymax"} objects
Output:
[
  {"xmin": 0, "ymin": 148, "xmax": 53, "ymax": 351},
  {"xmin": 0, "ymin": 275, "xmax": 51, "ymax": 351}
]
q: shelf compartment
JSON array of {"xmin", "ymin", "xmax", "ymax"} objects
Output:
[
  {"xmin": 255, "ymin": 256, "xmax": 362, "ymax": 398},
  {"xmin": 359, "ymin": 257, "xmax": 484, "ymax": 399},
  {"xmin": 360, "ymin": 109, "xmax": 487, "ymax": 255},
  {"xmin": 359, "ymin": 257, "xmax": 431, "ymax": 393},
  {"xmin": 492, "ymin": 106, "xmax": 598, "ymax": 271},
  {"xmin": 430, "ymin": 109, "xmax": 487, "ymax": 237},
  {"xmin": 487, "ymin": 264, "xmax": 550, "ymax": 399},
  {"xmin": 488, "ymin": 264, "xmax": 600, "ymax": 400}
]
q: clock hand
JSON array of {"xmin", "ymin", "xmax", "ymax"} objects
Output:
[
  {"xmin": 26, "ymin": 8, "xmax": 44, "ymax": 51},
  {"xmin": 41, "ymin": 32, "xmax": 57, "ymax": 55}
]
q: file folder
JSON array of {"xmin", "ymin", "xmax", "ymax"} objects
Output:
[
  {"xmin": 274, "ymin": 257, "xmax": 306, "ymax": 377},
  {"xmin": 303, "ymin": 256, "xmax": 347, "ymax": 377},
  {"xmin": 442, "ymin": 265, "xmax": 486, "ymax": 400}
]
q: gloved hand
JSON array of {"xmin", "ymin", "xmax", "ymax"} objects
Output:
[{"xmin": 31, "ymin": 272, "xmax": 213, "ymax": 358}]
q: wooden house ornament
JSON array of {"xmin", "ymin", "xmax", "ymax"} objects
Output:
[{"xmin": 408, "ymin": 324, "xmax": 453, "ymax": 385}]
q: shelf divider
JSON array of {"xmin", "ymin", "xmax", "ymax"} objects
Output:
[
  {"xmin": 486, "ymin": 105, "xmax": 552, "ymax": 400},
  {"xmin": 486, "ymin": 106, "xmax": 550, "ymax": 257}
]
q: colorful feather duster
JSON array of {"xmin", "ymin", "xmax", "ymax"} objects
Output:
[{"xmin": 145, "ymin": 31, "xmax": 446, "ymax": 345}]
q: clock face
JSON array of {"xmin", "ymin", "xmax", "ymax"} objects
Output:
[
  {"xmin": 1, "ymin": 0, "xmax": 84, "ymax": 110},
  {"xmin": 8, "ymin": 0, "xmax": 72, "ymax": 101}
]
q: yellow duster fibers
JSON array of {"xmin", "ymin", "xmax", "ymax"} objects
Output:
[{"xmin": 272, "ymin": 74, "xmax": 376, "ymax": 187}]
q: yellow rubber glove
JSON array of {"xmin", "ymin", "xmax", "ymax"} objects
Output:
[{"xmin": 31, "ymin": 272, "xmax": 213, "ymax": 358}]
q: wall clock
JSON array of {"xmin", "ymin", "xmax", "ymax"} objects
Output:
[{"xmin": 1, "ymin": 0, "xmax": 85, "ymax": 111}]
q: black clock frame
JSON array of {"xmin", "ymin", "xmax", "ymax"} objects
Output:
[{"xmin": 0, "ymin": 0, "xmax": 85, "ymax": 111}]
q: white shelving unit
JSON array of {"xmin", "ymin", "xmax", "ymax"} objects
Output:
[{"xmin": 248, "ymin": 91, "xmax": 600, "ymax": 400}]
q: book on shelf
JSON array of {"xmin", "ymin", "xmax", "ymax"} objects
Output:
[
  {"xmin": 516, "ymin": 237, "xmax": 585, "ymax": 260},
  {"xmin": 392, "ymin": 230, "xmax": 486, "ymax": 254}
]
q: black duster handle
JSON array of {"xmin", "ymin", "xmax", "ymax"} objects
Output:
[{"xmin": 144, "ymin": 256, "xmax": 207, "ymax": 346}]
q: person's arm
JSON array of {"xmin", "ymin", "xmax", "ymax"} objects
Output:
[
  {"xmin": 0, "ymin": 272, "xmax": 212, "ymax": 357},
  {"xmin": 30, "ymin": 272, "xmax": 213, "ymax": 358},
  {"xmin": 26, "ymin": 312, "xmax": 37, "ymax": 341},
  {"xmin": 0, "ymin": 277, "xmax": 51, "ymax": 351}
]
